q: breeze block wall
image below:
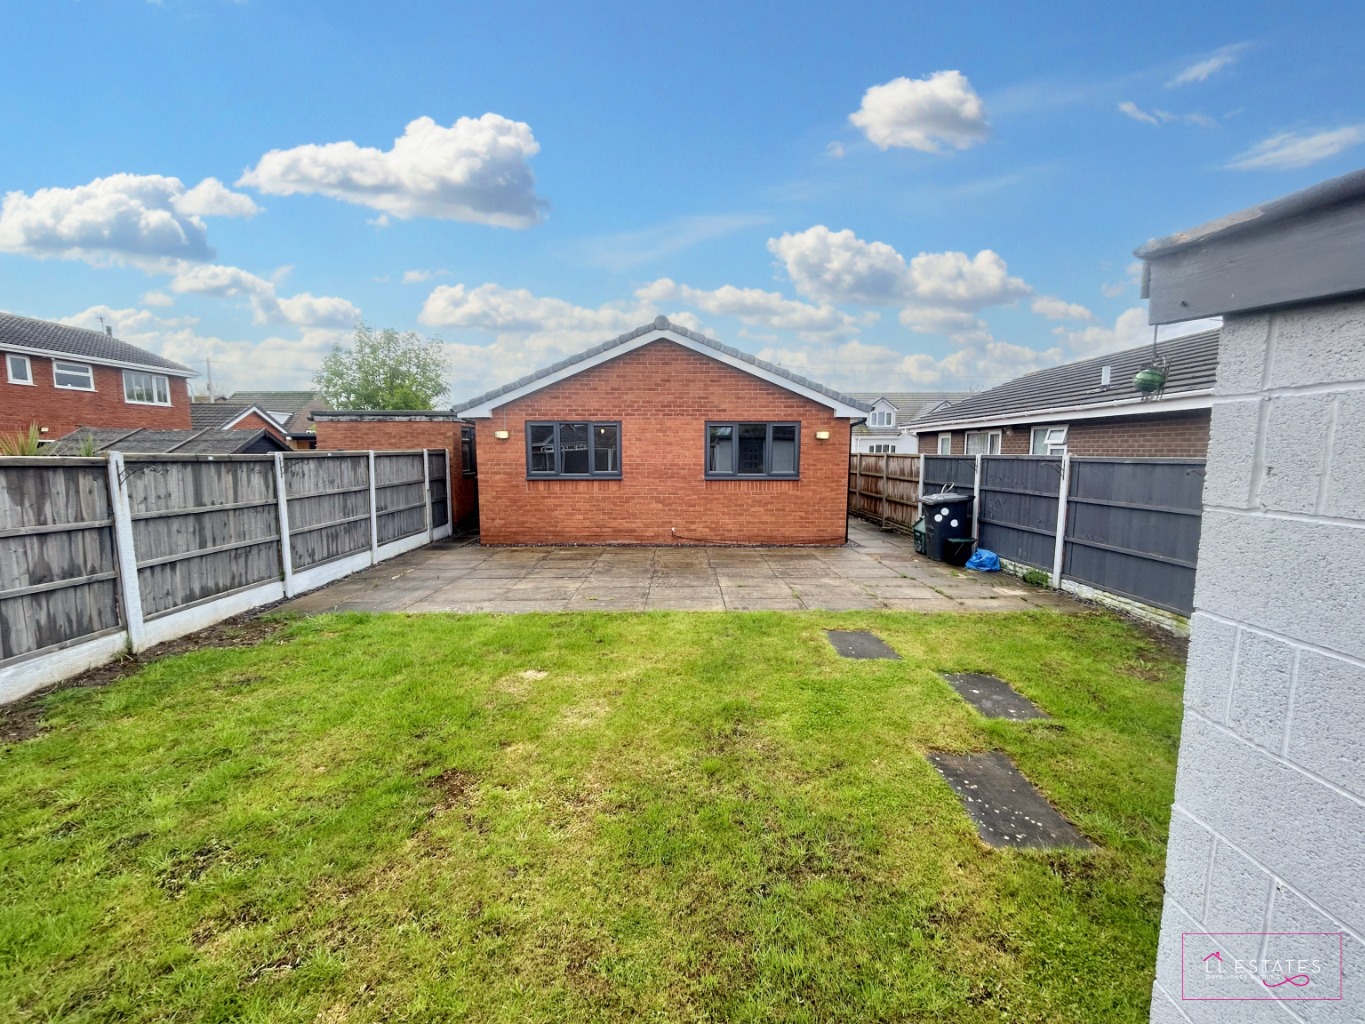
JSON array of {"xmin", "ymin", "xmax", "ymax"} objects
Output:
[
  {"xmin": 313, "ymin": 413, "xmax": 478, "ymax": 533},
  {"xmin": 1, "ymin": 355, "xmax": 192, "ymax": 437},
  {"xmin": 1148, "ymin": 297, "xmax": 1365, "ymax": 1021},
  {"xmin": 473, "ymin": 340, "xmax": 852, "ymax": 546}
]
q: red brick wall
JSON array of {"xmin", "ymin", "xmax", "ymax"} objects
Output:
[
  {"xmin": 916, "ymin": 410, "xmax": 1210, "ymax": 458},
  {"xmin": 473, "ymin": 340, "xmax": 852, "ymax": 546},
  {"xmin": 313, "ymin": 418, "xmax": 478, "ymax": 532},
  {"xmin": 1, "ymin": 353, "xmax": 192, "ymax": 437},
  {"xmin": 227, "ymin": 410, "xmax": 288, "ymax": 441}
]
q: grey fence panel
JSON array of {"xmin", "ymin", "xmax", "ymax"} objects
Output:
[
  {"xmin": 0, "ymin": 459, "xmax": 121, "ymax": 663},
  {"xmin": 1062, "ymin": 458, "xmax": 1205, "ymax": 615},
  {"xmin": 284, "ymin": 453, "xmax": 372, "ymax": 570},
  {"xmin": 125, "ymin": 458, "xmax": 282, "ymax": 618},
  {"xmin": 922, "ymin": 455, "xmax": 976, "ymax": 496},
  {"xmin": 427, "ymin": 450, "xmax": 449, "ymax": 530},
  {"xmin": 977, "ymin": 457, "xmax": 1062, "ymax": 570},
  {"xmin": 374, "ymin": 452, "xmax": 427, "ymax": 545}
]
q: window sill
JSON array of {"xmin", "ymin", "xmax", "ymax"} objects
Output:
[
  {"xmin": 6, "ymin": 379, "xmax": 35, "ymax": 386},
  {"xmin": 704, "ymin": 475, "xmax": 801, "ymax": 482},
  {"xmin": 525, "ymin": 475, "xmax": 623, "ymax": 482},
  {"xmin": 124, "ymin": 399, "xmax": 173, "ymax": 407},
  {"xmin": 54, "ymin": 384, "xmax": 96, "ymax": 392}
]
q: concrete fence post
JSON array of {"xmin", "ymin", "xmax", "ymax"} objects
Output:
[
  {"xmin": 367, "ymin": 451, "xmax": 379, "ymax": 563},
  {"xmin": 972, "ymin": 454, "xmax": 982, "ymax": 543},
  {"xmin": 273, "ymin": 452, "xmax": 295, "ymax": 597},
  {"xmin": 917, "ymin": 453, "xmax": 926, "ymax": 521},
  {"xmin": 106, "ymin": 452, "xmax": 146, "ymax": 651},
  {"xmin": 1051, "ymin": 452, "xmax": 1072, "ymax": 588},
  {"xmin": 445, "ymin": 447, "xmax": 453, "ymax": 534},
  {"xmin": 423, "ymin": 448, "xmax": 434, "ymax": 543}
]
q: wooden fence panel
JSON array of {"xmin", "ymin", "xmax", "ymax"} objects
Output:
[
  {"xmin": 125, "ymin": 457, "xmax": 282, "ymax": 618},
  {"xmin": 284, "ymin": 453, "xmax": 372, "ymax": 570},
  {"xmin": 374, "ymin": 452, "xmax": 427, "ymax": 545},
  {"xmin": 0, "ymin": 459, "xmax": 121, "ymax": 663},
  {"xmin": 427, "ymin": 450, "xmax": 449, "ymax": 530},
  {"xmin": 848, "ymin": 454, "xmax": 921, "ymax": 526}
]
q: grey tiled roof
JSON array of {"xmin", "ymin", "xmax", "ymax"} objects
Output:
[
  {"xmin": 0, "ymin": 312, "xmax": 195, "ymax": 375},
  {"xmin": 225, "ymin": 391, "xmax": 328, "ymax": 432},
  {"xmin": 909, "ymin": 330, "xmax": 1220, "ymax": 430},
  {"xmin": 454, "ymin": 317, "xmax": 873, "ymax": 415},
  {"xmin": 190, "ymin": 403, "xmax": 283, "ymax": 431},
  {"xmin": 48, "ymin": 427, "xmax": 287, "ymax": 455}
]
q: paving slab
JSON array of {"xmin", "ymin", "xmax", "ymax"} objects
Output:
[
  {"xmin": 825, "ymin": 630, "xmax": 901, "ymax": 659},
  {"xmin": 927, "ymin": 751, "xmax": 1092, "ymax": 850},
  {"xmin": 942, "ymin": 673, "xmax": 1048, "ymax": 720}
]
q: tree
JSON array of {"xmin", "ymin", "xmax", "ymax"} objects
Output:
[{"xmin": 313, "ymin": 324, "xmax": 451, "ymax": 410}]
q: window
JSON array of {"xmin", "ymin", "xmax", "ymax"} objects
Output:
[
  {"xmin": 868, "ymin": 409, "xmax": 895, "ymax": 428},
  {"xmin": 123, "ymin": 370, "xmax": 171, "ymax": 405},
  {"xmin": 964, "ymin": 429, "xmax": 1002, "ymax": 455},
  {"xmin": 937, "ymin": 433, "xmax": 952, "ymax": 455},
  {"xmin": 52, "ymin": 360, "xmax": 94, "ymax": 391},
  {"xmin": 5, "ymin": 354, "xmax": 32, "ymax": 385},
  {"xmin": 1030, "ymin": 425, "xmax": 1068, "ymax": 456},
  {"xmin": 461, "ymin": 426, "xmax": 477, "ymax": 475},
  {"xmin": 869, "ymin": 443, "xmax": 896, "ymax": 454},
  {"xmin": 526, "ymin": 421, "xmax": 620, "ymax": 478},
  {"xmin": 706, "ymin": 422, "xmax": 799, "ymax": 478}
]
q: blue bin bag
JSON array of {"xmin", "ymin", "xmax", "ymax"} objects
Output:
[{"xmin": 965, "ymin": 548, "xmax": 1001, "ymax": 572}]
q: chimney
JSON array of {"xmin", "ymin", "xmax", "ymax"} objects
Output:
[
  {"xmin": 104, "ymin": 325, "xmax": 112, "ymax": 337},
  {"xmin": 1100, "ymin": 365, "xmax": 1111, "ymax": 387}
]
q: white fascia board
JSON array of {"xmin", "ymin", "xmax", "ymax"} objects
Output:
[
  {"xmin": 906, "ymin": 390, "xmax": 1214, "ymax": 435},
  {"xmin": 220, "ymin": 405, "xmax": 288, "ymax": 432},
  {"xmin": 0, "ymin": 342, "xmax": 197, "ymax": 378},
  {"xmin": 457, "ymin": 329, "xmax": 868, "ymax": 419}
]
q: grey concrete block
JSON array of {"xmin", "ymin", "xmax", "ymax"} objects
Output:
[
  {"xmin": 1226, "ymin": 630, "xmax": 1296, "ymax": 753},
  {"xmin": 1268, "ymin": 297, "xmax": 1365, "ymax": 390},
  {"xmin": 1286, "ymin": 650, "xmax": 1365, "ymax": 799},
  {"xmin": 1216, "ymin": 313, "xmax": 1272, "ymax": 396},
  {"xmin": 1182, "ymin": 614, "xmax": 1239, "ymax": 723},
  {"xmin": 1194, "ymin": 511, "xmax": 1365, "ymax": 663},
  {"xmin": 1147, "ymin": 985, "xmax": 1194, "ymax": 1024},
  {"xmin": 1259, "ymin": 396, "xmax": 1333, "ymax": 514},
  {"xmin": 1164, "ymin": 807, "xmax": 1215, "ymax": 919},
  {"xmin": 1204, "ymin": 838, "xmax": 1274, "ymax": 932},
  {"xmin": 1322, "ymin": 390, "xmax": 1365, "ymax": 520},
  {"xmin": 1202, "ymin": 399, "xmax": 1262, "ymax": 509},
  {"xmin": 1172, "ymin": 714, "xmax": 1365, "ymax": 937},
  {"xmin": 1267, "ymin": 881, "xmax": 1362, "ymax": 1023}
]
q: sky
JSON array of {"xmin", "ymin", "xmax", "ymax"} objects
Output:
[{"xmin": 2, "ymin": 1, "xmax": 1363, "ymax": 402}]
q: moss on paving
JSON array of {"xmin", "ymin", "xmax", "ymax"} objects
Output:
[{"xmin": 0, "ymin": 610, "xmax": 1184, "ymax": 1023}]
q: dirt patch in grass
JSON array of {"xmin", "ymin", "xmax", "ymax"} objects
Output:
[
  {"xmin": 0, "ymin": 611, "xmax": 295, "ymax": 746},
  {"xmin": 429, "ymin": 768, "xmax": 478, "ymax": 811}
]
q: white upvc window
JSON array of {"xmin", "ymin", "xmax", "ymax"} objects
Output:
[
  {"xmin": 937, "ymin": 432, "xmax": 952, "ymax": 455},
  {"xmin": 869, "ymin": 443, "xmax": 897, "ymax": 454},
  {"xmin": 123, "ymin": 370, "xmax": 172, "ymax": 406},
  {"xmin": 964, "ymin": 429, "xmax": 1002, "ymax": 455},
  {"xmin": 868, "ymin": 409, "xmax": 895, "ymax": 428},
  {"xmin": 6, "ymin": 353, "xmax": 33, "ymax": 385},
  {"xmin": 1031, "ymin": 424, "xmax": 1068, "ymax": 456},
  {"xmin": 53, "ymin": 360, "xmax": 95, "ymax": 391}
]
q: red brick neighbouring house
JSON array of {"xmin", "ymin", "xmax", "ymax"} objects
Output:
[
  {"xmin": 908, "ymin": 330, "xmax": 1219, "ymax": 458},
  {"xmin": 453, "ymin": 317, "xmax": 871, "ymax": 546},
  {"xmin": 312, "ymin": 410, "xmax": 479, "ymax": 533},
  {"xmin": 1, "ymin": 312, "xmax": 196, "ymax": 438}
]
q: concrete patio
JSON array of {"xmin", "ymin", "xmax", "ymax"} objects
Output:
[{"xmin": 282, "ymin": 518, "xmax": 1084, "ymax": 615}]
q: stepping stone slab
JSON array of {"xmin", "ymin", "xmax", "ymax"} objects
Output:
[
  {"xmin": 928, "ymin": 751, "xmax": 1092, "ymax": 850},
  {"xmin": 825, "ymin": 630, "xmax": 901, "ymax": 660},
  {"xmin": 942, "ymin": 673, "xmax": 1047, "ymax": 720}
]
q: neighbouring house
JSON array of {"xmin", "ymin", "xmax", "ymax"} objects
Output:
[
  {"xmin": 906, "ymin": 330, "xmax": 1219, "ymax": 458},
  {"xmin": 190, "ymin": 402, "xmax": 290, "ymax": 443},
  {"xmin": 453, "ymin": 316, "xmax": 871, "ymax": 546},
  {"xmin": 48, "ymin": 426, "xmax": 290, "ymax": 455},
  {"xmin": 0, "ymin": 312, "xmax": 196, "ymax": 439},
  {"xmin": 1137, "ymin": 168, "xmax": 1365, "ymax": 1021},
  {"xmin": 311, "ymin": 409, "xmax": 480, "ymax": 534},
  {"xmin": 223, "ymin": 390, "xmax": 330, "ymax": 449},
  {"xmin": 846, "ymin": 391, "xmax": 973, "ymax": 453}
]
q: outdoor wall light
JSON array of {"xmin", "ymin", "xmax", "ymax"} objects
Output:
[
  {"xmin": 493, "ymin": 429, "xmax": 510, "ymax": 440},
  {"xmin": 814, "ymin": 430, "xmax": 831, "ymax": 441}
]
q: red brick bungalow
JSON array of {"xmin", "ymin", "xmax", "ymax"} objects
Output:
[{"xmin": 453, "ymin": 317, "xmax": 871, "ymax": 546}]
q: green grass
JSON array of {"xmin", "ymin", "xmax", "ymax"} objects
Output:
[{"xmin": 0, "ymin": 611, "xmax": 1184, "ymax": 1023}]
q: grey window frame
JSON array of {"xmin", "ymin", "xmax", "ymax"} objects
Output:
[
  {"xmin": 6, "ymin": 353, "xmax": 33, "ymax": 385},
  {"xmin": 461, "ymin": 425, "xmax": 477, "ymax": 475},
  {"xmin": 704, "ymin": 421, "xmax": 801, "ymax": 480},
  {"xmin": 525, "ymin": 420, "xmax": 622, "ymax": 479}
]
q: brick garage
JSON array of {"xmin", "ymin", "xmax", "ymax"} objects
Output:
[
  {"xmin": 312, "ymin": 411, "xmax": 478, "ymax": 533},
  {"xmin": 918, "ymin": 409, "xmax": 1210, "ymax": 458},
  {"xmin": 456, "ymin": 319, "xmax": 868, "ymax": 546}
]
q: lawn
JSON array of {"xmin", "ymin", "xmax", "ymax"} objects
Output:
[{"xmin": 1, "ymin": 611, "xmax": 1184, "ymax": 1023}]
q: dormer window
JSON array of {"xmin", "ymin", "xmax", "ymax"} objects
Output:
[{"xmin": 869, "ymin": 409, "xmax": 895, "ymax": 428}]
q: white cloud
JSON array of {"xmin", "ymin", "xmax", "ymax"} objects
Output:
[
  {"xmin": 169, "ymin": 263, "xmax": 359, "ymax": 328},
  {"xmin": 1031, "ymin": 296, "xmax": 1095, "ymax": 321},
  {"xmin": 238, "ymin": 114, "xmax": 544, "ymax": 227},
  {"xmin": 418, "ymin": 282, "xmax": 646, "ymax": 335},
  {"xmin": 1101, "ymin": 261, "xmax": 1144, "ymax": 298},
  {"xmin": 576, "ymin": 213, "xmax": 771, "ymax": 273},
  {"xmin": 1118, "ymin": 101, "xmax": 1160, "ymax": 126},
  {"xmin": 1168, "ymin": 45, "xmax": 1247, "ymax": 87},
  {"xmin": 140, "ymin": 290, "xmax": 174, "ymax": 308},
  {"xmin": 1226, "ymin": 126, "xmax": 1365, "ymax": 170},
  {"xmin": 634, "ymin": 278, "xmax": 867, "ymax": 339},
  {"xmin": 1119, "ymin": 101, "xmax": 1215, "ymax": 128},
  {"xmin": 908, "ymin": 249, "xmax": 1030, "ymax": 309},
  {"xmin": 0, "ymin": 173, "xmax": 257, "ymax": 267},
  {"xmin": 849, "ymin": 70, "xmax": 989, "ymax": 153},
  {"xmin": 1053, "ymin": 307, "xmax": 1152, "ymax": 356},
  {"xmin": 402, "ymin": 268, "xmax": 450, "ymax": 284},
  {"xmin": 825, "ymin": 141, "xmax": 846, "ymax": 159}
]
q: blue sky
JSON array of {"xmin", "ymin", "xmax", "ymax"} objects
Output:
[{"xmin": 2, "ymin": 1, "xmax": 1363, "ymax": 399}]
